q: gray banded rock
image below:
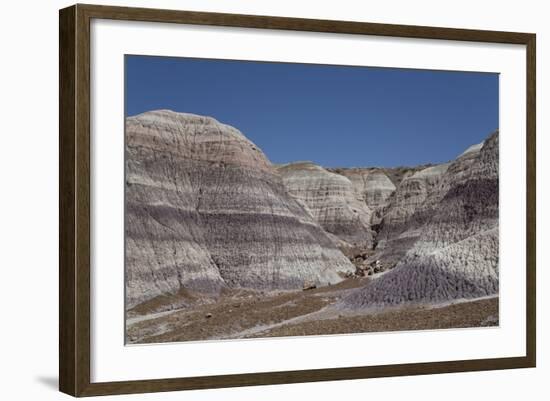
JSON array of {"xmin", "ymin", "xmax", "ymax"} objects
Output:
[
  {"xmin": 335, "ymin": 169, "xmax": 396, "ymax": 211},
  {"xmin": 374, "ymin": 162, "xmax": 451, "ymax": 265},
  {"xmin": 126, "ymin": 110, "xmax": 354, "ymax": 309},
  {"xmin": 329, "ymin": 168, "xmax": 396, "ymax": 227},
  {"xmin": 277, "ymin": 162, "xmax": 375, "ymax": 249},
  {"xmin": 343, "ymin": 131, "xmax": 499, "ymax": 307}
]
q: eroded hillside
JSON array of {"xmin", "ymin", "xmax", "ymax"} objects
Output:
[{"xmin": 125, "ymin": 110, "xmax": 499, "ymax": 341}]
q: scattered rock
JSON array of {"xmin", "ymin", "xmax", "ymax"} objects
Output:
[{"xmin": 480, "ymin": 314, "xmax": 499, "ymax": 326}]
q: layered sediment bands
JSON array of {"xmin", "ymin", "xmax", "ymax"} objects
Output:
[
  {"xmin": 363, "ymin": 171, "xmax": 396, "ymax": 210},
  {"xmin": 344, "ymin": 132, "xmax": 499, "ymax": 307},
  {"xmin": 381, "ymin": 165, "xmax": 434, "ymax": 188},
  {"xmin": 126, "ymin": 110, "xmax": 354, "ymax": 308},
  {"xmin": 277, "ymin": 162, "xmax": 375, "ymax": 248},
  {"xmin": 334, "ymin": 169, "xmax": 396, "ymax": 211},
  {"xmin": 126, "ymin": 109, "xmax": 498, "ymax": 310},
  {"xmin": 374, "ymin": 163, "xmax": 450, "ymax": 264}
]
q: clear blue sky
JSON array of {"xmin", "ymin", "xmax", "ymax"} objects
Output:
[{"xmin": 126, "ymin": 55, "xmax": 498, "ymax": 168}]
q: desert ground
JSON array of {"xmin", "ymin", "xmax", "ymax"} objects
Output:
[{"xmin": 126, "ymin": 276, "xmax": 498, "ymax": 344}]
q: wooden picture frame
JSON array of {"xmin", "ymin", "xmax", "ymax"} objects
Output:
[{"xmin": 59, "ymin": 3, "xmax": 536, "ymax": 397}]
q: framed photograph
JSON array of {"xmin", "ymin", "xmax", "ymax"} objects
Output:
[{"xmin": 59, "ymin": 4, "xmax": 536, "ymax": 397}]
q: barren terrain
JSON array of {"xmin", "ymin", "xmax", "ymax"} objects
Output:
[
  {"xmin": 124, "ymin": 111, "xmax": 499, "ymax": 344},
  {"xmin": 127, "ymin": 277, "xmax": 498, "ymax": 344}
]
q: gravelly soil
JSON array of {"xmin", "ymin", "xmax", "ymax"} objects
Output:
[{"xmin": 126, "ymin": 277, "xmax": 498, "ymax": 344}]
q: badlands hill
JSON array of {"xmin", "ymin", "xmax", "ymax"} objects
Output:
[
  {"xmin": 277, "ymin": 162, "xmax": 375, "ymax": 249},
  {"xmin": 125, "ymin": 110, "xmax": 353, "ymax": 309},
  {"xmin": 126, "ymin": 110, "xmax": 498, "ymax": 311},
  {"xmin": 343, "ymin": 131, "xmax": 499, "ymax": 307}
]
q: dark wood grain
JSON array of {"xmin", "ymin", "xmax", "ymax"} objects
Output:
[
  {"xmin": 59, "ymin": 3, "xmax": 537, "ymax": 397},
  {"xmin": 525, "ymin": 35, "xmax": 536, "ymax": 367},
  {"xmin": 59, "ymin": 5, "xmax": 76, "ymax": 396},
  {"xmin": 80, "ymin": 3, "xmax": 533, "ymax": 44},
  {"xmin": 77, "ymin": 356, "xmax": 532, "ymax": 396},
  {"xmin": 75, "ymin": 4, "xmax": 92, "ymax": 396},
  {"xmin": 59, "ymin": 5, "xmax": 92, "ymax": 396}
]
